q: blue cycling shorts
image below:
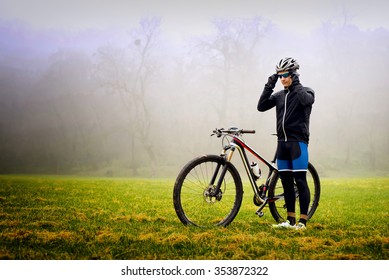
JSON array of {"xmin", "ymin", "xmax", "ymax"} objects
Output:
[{"xmin": 276, "ymin": 141, "xmax": 308, "ymax": 172}]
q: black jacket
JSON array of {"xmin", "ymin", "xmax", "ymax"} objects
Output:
[{"xmin": 257, "ymin": 80, "xmax": 315, "ymax": 144}]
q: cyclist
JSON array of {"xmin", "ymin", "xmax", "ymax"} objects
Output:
[{"xmin": 257, "ymin": 57, "xmax": 315, "ymax": 230}]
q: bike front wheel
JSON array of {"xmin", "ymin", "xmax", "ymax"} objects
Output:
[
  {"xmin": 173, "ymin": 155, "xmax": 243, "ymax": 227},
  {"xmin": 268, "ymin": 162, "xmax": 321, "ymax": 222}
]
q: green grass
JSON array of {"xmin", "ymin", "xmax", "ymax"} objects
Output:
[{"xmin": 0, "ymin": 175, "xmax": 388, "ymax": 260}]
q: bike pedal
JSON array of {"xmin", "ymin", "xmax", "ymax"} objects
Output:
[{"xmin": 256, "ymin": 211, "xmax": 264, "ymax": 217}]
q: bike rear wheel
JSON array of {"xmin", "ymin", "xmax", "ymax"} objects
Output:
[
  {"xmin": 268, "ymin": 162, "xmax": 321, "ymax": 222},
  {"xmin": 173, "ymin": 155, "xmax": 243, "ymax": 227}
]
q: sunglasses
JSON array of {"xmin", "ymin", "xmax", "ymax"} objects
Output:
[{"xmin": 278, "ymin": 72, "xmax": 290, "ymax": 79}]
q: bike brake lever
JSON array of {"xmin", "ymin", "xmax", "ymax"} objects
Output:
[{"xmin": 211, "ymin": 128, "xmax": 223, "ymax": 137}]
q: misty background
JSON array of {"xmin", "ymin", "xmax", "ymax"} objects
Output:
[{"xmin": 0, "ymin": 0, "xmax": 388, "ymax": 177}]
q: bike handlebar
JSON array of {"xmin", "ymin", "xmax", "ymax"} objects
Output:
[
  {"xmin": 241, "ymin": 129, "xmax": 256, "ymax": 134},
  {"xmin": 212, "ymin": 127, "xmax": 256, "ymax": 137}
]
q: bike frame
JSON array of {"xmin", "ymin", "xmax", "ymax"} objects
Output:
[{"xmin": 211, "ymin": 133, "xmax": 279, "ymax": 212}]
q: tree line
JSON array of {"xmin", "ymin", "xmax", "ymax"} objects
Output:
[{"xmin": 0, "ymin": 17, "xmax": 388, "ymax": 177}]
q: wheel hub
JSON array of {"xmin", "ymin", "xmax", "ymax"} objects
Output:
[{"xmin": 203, "ymin": 185, "xmax": 222, "ymax": 203}]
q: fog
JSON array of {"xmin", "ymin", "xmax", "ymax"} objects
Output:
[{"xmin": 0, "ymin": 1, "xmax": 388, "ymax": 177}]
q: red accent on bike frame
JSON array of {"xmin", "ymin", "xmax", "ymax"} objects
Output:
[{"xmin": 231, "ymin": 136, "xmax": 272, "ymax": 167}]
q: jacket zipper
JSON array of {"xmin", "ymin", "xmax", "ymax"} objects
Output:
[{"xmin": 282, "ymin": 90, "xmax": 289, "ymax": 142}]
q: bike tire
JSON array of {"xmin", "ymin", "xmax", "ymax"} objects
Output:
[
  {"xmin": 268, "ymin": 162, "xmax": 321, "ymax": 222},
  {"xmin": 173, "ymin": 155, "xmax": 243, "ymax": 227}
]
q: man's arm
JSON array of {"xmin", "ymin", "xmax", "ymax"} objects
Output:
[
  {"xmin": 257, "ymin": 74, "xmax": 278, "ymax": 112},
  {"xmin": 296, "ymin": 85, "xmax": 315, "ymax": 106},
  {"xmin": 290, "ymin": 72, "xmax": 314, "ymax": 106}
]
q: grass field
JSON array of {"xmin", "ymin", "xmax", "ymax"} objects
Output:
[{"xmin": 0, "ymin": 175, "xmax": 388, "ymax": 260}]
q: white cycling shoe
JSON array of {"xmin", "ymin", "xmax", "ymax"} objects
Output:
[{"xmin": 272, "ymin": 220, "xmax": 295, "ymax": 229}]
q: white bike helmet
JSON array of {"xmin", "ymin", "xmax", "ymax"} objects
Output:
[{"xmin": 276, "ymin": 57, "xmax": 300, "ymax": 73}]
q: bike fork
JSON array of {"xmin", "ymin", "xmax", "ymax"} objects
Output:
[{"xmin": 208, "ymin": 147, "xmax": 235, "ymax": 195}]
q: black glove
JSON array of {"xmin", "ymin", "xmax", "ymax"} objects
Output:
[
  {"xmin": 265, "ymin": 73, "xmax": 278, "ymax": 89},
  {"xmin": 290, "ymin": 71, "xmax": 300, "ymax": 86}
]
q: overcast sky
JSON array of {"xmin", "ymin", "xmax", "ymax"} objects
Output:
[{"xmin": 1, "ymin": 0, "xmax": 388, "ymax": 40}]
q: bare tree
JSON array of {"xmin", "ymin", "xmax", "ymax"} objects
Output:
[
  {"xmin": 93, "ymin": 17, "xmax": 161, "ymax": 175},
  {"xmin": 191, "ymin": 17, "xmax": 270, "ymax": 123}
]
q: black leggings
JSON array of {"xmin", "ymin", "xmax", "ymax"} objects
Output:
[{"xmin": 279, "ymin": 171, "xmax": 310, "ymax": 215}]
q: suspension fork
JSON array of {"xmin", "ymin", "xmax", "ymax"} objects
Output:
[{"xmin": 208, "ymin": 146, "xmax": 235, "ymax": 195}]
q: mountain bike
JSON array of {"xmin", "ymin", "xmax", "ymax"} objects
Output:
[{"xmin": 173, "ymin": 127, "xmax": 320, "ymax": 227}]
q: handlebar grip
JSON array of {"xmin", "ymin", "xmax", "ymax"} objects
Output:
[{"xmin": 241, "ymin": 130, "xmax": 256, "ymax": 134}]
